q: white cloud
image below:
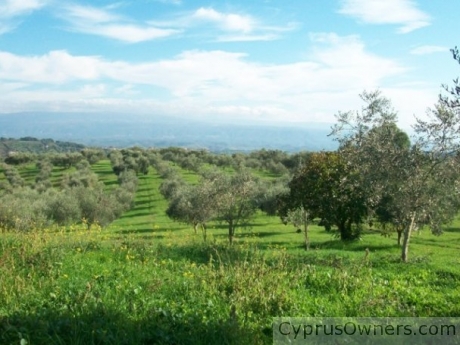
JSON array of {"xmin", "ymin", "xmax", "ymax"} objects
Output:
[
  {"xmin": 410, "ymin": 45, "xmax": 448, "ymax": 55},
  {"xmin": 64, "ymin": 4, "xmax": 118, "ymax": 23},
  {"xmin": 338, "ymin": 0, "xmax": 430, "ymax": 33},
  {"xmin": 0, "ymin": 34, "xmax": 435, "ymax": 126},
  {"xmin": 60, "ymin": 4, "xmax": 179, "ymax": 43},
  {"xmin": 0, "ymin": 0, "xmax": 47, "ymax": 17},
  {"xmin": 151, "ymin": 7, "xmax": 295, "ymax": 42},
  {"xmin": 0, "ymin": 0, "xmax": 48, "ymax": 34},
  {"xmin": 0, "ymin": 50, "xmax": 102, "ymax": 83},
  {"xmin": 192, "ymin": 7, "xmax": 255, "ymax": 33}
]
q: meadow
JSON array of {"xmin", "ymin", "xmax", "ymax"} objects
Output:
[{"xmin": 1, "ymin": 159, "xmax": 460, "ymax": 344}]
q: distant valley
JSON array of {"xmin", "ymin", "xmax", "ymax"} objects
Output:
[{"xmin": 0, "ymin": 112, "xmax": 337, "ymax": 152}]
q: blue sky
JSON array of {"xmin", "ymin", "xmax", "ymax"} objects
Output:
[{"xmin": 0, "ymin": 0, "xmax": 458, "ymax": 128}]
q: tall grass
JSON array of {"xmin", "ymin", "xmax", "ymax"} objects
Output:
[{"xmin": 1, "ymin": 225, "xmax": 459, "ymax": 344}]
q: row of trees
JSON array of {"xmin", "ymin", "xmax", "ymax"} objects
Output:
[
  {"xmin": 0, "ymin": 157, "xmax": 138, "ymax": 231},
  {"xmin": 5, "ymin": 151, "xmax": 105, "ymax": 168},
  {"xmin": 157, "ymin": 160, "xmax": 287, "ymax": 244},
  {"xmin": 109, "ymin": 148, "xmax": 150, "ymax": 175},
  {"xmin": 156, "ymin": 146, "xmax": 310, "ymax": 176}
]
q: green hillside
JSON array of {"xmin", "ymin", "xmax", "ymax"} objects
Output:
[{"xmin": 0, "ymin": 136, "xmax": 85, "ymax": 158}]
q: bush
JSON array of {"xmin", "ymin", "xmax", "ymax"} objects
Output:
[
  {"xmin": 0, "ymin": 188, "xmax": 49, "ymax": 231},
  {"xmin": 45, "ymin": 190, "xmax": 82, "ymax": 225}
]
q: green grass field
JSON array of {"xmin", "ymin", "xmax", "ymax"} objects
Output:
[{"xmin": 1, "ymin": 159, "xmax": 460, "ymax": 344}]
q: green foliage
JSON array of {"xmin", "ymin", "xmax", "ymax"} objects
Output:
[
  {"xmin": 0, "ymin": 157, "xmax": 137, "ymax": 231},
  {"xmin": 256, "ymin": 177, "xmax": 289, "ymax": 216},
  {"xmin": 4, "ymin": 152, "xmax": 35, "ymax": 165},
  {"xmin": 49, "ymin": 152, "xmax": 84, "ymax": 169},
  {"xmin": 212, "ymin": 169, "xmax": 261, "ymax": 244},
  {"xmin": 165, "ymin": 177, "xmax": 217, "ymax": 237},
  {"xmin": 34, "ymin": 159, "xmax": 53, "ymax": 186},
  {"xmin": 81, "ymin": 148, "xmax": 106, "ymax": 165},
  {"xmin": 2, "ymin": 163, "xmax": 26, "ymax": 188},
  {"xmin": 109, "ymin": 148, "xmax": 150, "ymax": 176},
  {"xmin": 61, "ymin": 164, "xmax": 100, "ymax": 188},
  {"xmin": 0, "ymin": 188, "xmax": 49, "ymax": 231},
  {"xmin": 46, "ymin": 190, "xmax": 82, "ymax": 225}
]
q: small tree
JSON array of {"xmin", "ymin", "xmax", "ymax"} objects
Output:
[
  {"xmin": 46, "ymin": 190, "xmax": 82, "ymax": 225},
  {"xmin": 2, "ymin": 164, "xmax": 25, "ymax": 188},
  {"xmin": 213, "ymin": 169, "xmax": 260, "ymax": 245},
  {"xmin": 159, "ymin": 174, "xmax": 186, "ymax": 200},
  {"xmin": 257, "ymin": 177, "xmax": 290, "ymax": 217},
  {"xmin": 278, "ymin": 195, "xmax": 313, "ymax": 250},
  {"xmin": 81, "ymin": 149, "xmax": 106, "ymax": 165},
  {"xmin": 166, "ymin": 180, "xmax": 217, "ymax": 240}
]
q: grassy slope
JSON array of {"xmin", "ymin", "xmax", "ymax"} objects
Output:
[{"xmin": 1, "ymin": 160, "xmax": 460, "ymax": 344}]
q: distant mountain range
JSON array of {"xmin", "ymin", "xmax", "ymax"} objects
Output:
[{"xmin": 0, "ymin": 112, "xmax": 337, "ymax": 152}]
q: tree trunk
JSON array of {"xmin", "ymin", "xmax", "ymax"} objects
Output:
[
  {"xmin": 228, "ymin": 220, "xmax": 234, "ymax": 245},
  {"xmin": 201, "ymin": 223, "xmax": 207, "ymax": 242},
  {"xmin": 193, "ymin": 223, "xmax": 198, "ymax": 234},
  {"xmin": 303, "ymin": 209, "xmax": 310, "ymax": 251},
  {"xmin": 339, "ymin": 219, "xmax": 353, "ymax": 241},
  {"xmin": 401, "ymin": 213, "xmax": 416, "ymax": 262},
  {"xmin": 397, "ymin": 229, "xmax": 403, "ymax": 246}
]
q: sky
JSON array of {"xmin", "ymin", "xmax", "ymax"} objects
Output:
[{"xmin": 0, "ymin": 0, "xmax": 458, "ymax": 129}]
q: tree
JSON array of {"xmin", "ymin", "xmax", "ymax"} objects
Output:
[
  {"xmin": 4, "ymin": 152, "xmax": 34, "ymax": 165},
  {"xmin": 61, "ymin": 165, "xmax": 99, "ymax": 188},
  {"xmin": 257, "ymin": 177, "xmax": 290, "ymax": 217},
  {"xmin": 46, "ymin": 190, "xmax": 82, "ymax": 225},
  {"xmin": 81, "ymin": 149, "xmax": 106, "ymax": 165},
  {"xmin": 165, "ymin": 180, "xmax": 217, "ymax": 240},
  {"xmin": 0, "ymin": 188, "xmax": 49, "ymax": 231},
  {"xmin": 159, "ymin": 174, "xmax": 186, "ymax": 200},
  {"xmin": 280, "ymin": 152, "xmax": 367, "ymax": 244},
  {"xmin": 34, "ymin": 159, "xmax": 54, "ymax": 191},
  {"xmin": 2, "ymin": 164, "xmax": 25, "ymax": 188},
  {"xmin": 213, "ymin": 169, "xmax": 260, "ymax": 245},
  {"xmin": 278, "ymin": 197, "xmax": 313, "ymax": 250}
]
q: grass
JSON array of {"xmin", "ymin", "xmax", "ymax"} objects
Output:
[{"xmin": 1, "ymin": 160, "xmax": 460, "ymax": 344}]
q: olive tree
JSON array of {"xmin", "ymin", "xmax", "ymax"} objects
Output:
[
  {"xmin": 165, "ymin": 180, "xmax": 217, "ymax": 240},
  {"xmin": 213, "ymin": 169, "xmax": 260, "ymax": 245},
  {"xmin": 2, "ymin": 164, "xmax": 25, "ymax": 188}
]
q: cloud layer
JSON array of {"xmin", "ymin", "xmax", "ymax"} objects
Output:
[{"xmin": 0, "ymin": 32, "xmax": 435, "ymax": 127}]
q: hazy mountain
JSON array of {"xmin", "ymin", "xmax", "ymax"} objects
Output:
[{"xmin": 0, "ymin": 112, "xmax": 337, "ymax": 152}]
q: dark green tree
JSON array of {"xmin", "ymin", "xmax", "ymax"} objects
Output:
[{"xmin": 280, "ymin": 152, "xmax": 367, "ymax": 244}]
